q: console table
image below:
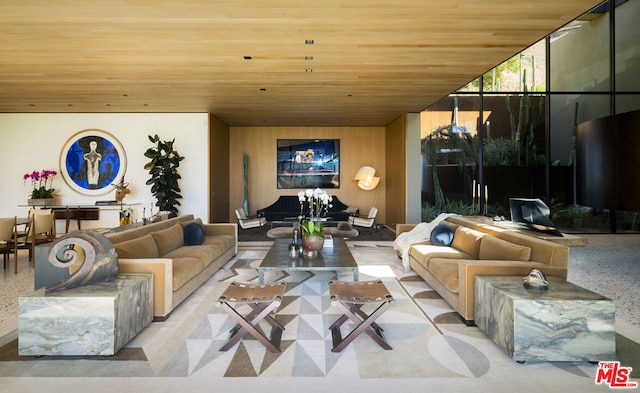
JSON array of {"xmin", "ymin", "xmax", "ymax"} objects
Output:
[
  {"xmin": 460, "ymin": 216, "xmax": 587, "ymax": 247},
  {"xmin": 19, "ymin": 203, "xmax": 140, "ymax": 232},
  {"xmin": 474, "ymin": 275, "xmax": 615, "ymax": 362}
]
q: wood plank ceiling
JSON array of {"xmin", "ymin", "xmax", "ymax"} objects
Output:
[{"xmin": 0, "ymin": 0, "xmax": 603, "ymax": 126}]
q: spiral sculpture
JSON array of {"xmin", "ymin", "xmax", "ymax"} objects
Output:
[{"xmin": 45, "ymin": 230, "xmax": 118, "ymax": 294}]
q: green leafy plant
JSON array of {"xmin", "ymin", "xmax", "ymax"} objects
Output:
[
  {"xmin": 300, "ymin": 220, "xmax": 324, "ymax": 237},
  {"xmin": 484, "ymin": 138, "xmax": 518, "ymax": 166},
  {"xmin": 444, "ymin": 199, "xmax": 472, "ymax": 216},
  {"xmin": 421, "ymin": 201, "xmax": 438, "ymax": 222},
  {"xmin": 144, "ymin": 134, "xmax": 185, "ymax": 218}
]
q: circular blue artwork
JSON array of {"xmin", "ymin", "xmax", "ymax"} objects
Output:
[{"xmin": 60, "ymin": 129, "xmax": 127, "ymax": 196}]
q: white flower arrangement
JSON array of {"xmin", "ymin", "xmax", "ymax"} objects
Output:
[{"xmin": 298, "ymin": 188, "xmax": 333, "ymax": 218}]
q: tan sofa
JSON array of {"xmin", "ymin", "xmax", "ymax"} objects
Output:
[
  {"xmin": 105, "ymin": 215, "xmax": 237, "ymax": 320},
  {"xmin": 396, "ymin": 216, "xmax": 569, "ymax": 325}
]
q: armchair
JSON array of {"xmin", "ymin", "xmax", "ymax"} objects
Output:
[
  {"xmin": 235, "ymin": 209, "xmax": 267, "ymax": 229},
  {"xmin": 0, "ymin": 217, "xmax": 18, "ymax": 274},
  {"xmin": 17, "ymin": 212, "xmax": 56, "ymax": 265},
  {"xmin": 349, "ymin": 207, "xmax": 378, "ymax": 229},
  {"xmin": 18, "ymin": 207, "xmax": 52, "ymax": 237}
]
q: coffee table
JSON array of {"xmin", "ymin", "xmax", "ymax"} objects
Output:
[{"xmin": 258, "ymin": 238, "xmax": 359, "ymax": 283}]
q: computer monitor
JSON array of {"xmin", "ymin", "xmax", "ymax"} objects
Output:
[{"xmin": 509, "ymin": 198, "xmax": 563, "ymax": 237}]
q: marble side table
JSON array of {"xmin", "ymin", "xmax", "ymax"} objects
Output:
[
  {"xmin": 18, "ymin": 274, "xmax": 153, "ymax": 356},
  {"xmin": 474, "ymin": 275, "xmax": 615, "ymax": 363}
]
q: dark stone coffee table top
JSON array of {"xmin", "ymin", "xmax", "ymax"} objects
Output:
[{"xmin": 258, "ymin": 238, "xmax": 359, "ymax": 282}]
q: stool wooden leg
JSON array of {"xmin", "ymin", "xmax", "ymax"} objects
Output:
[
  {"xmin": 219, "ymin": 301, "xmax": 284, "ymax": 353},
  {"xmin": 330, "ymin": 301, "xmax": 392, "ymax": 352}
]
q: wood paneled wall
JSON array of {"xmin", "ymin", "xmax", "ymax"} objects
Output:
[
  {"xmin": 385, "ymin": 115, "xmax": 407, "ymax": 227},
  {"xmin": 229, "ymin": 127, "xmax": 386, "ymax": 224},
  {"xmin": 210, "ymin": 115, "xmax": 230, "ymax": 223}
]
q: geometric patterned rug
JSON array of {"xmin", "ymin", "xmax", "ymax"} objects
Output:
[
  {"xmin": 157, "ymin": 243, "xmax": 465, "ymax": 378},
  {"xmin": 164, "ymin": 271, "xmax": 446, "ymax": 378}
]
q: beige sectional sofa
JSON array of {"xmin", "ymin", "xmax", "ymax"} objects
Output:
[
  {"xmin": 105, "ymin": 214, "xmax": 237, "ymax": 320},
  {"xmin": 396, "ymin": 216, "xmax": 569, "ymax": 324}
]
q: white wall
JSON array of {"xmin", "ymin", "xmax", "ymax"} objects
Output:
[{"xmin": 0, "ymin": 113, "xmax": 210, "ymax": 232}]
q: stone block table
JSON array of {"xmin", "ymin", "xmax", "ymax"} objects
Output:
[
  {"xmin": 18, "ymin": 274, "xmax": 153, "ymax": 356},
  {"xmin": 474, "ymin": 275, "xmax": 615, "ymax": 363}
]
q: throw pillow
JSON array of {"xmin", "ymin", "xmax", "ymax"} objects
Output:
[
  {"xmin": 114, "ymin": 234, "xmax": 160, "ymax": 259},
  {"xmin": 430, "ymin": 223, "xmax": 455, "ymax": 246},
  {"xmin": 183, "ymin": 222, "xmax": 205, "ymax": 246},
  {"xmin": 478, "ymin": 235, "xmax": 531, "ymax": 261},
  {"xmin": 151, "ymin": 224, "xmax": 184, "ymax": 255},
  {"xmin": 451, "ymin": 227, "xmax": 485, "ymax": 258}
]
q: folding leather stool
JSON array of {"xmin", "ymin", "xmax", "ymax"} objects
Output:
[
  {"xmin": 216, "ymin": 281, "xmax": 286, "ymax": 353},
  {"xmin": 328, "ymin": 279, "xmax": 395, "ymax": 352}
]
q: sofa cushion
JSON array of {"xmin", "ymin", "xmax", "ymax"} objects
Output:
[
  {"xmin": 152, "ymin": 224, "xmax": 185, "ymax": 256},
  {"xmin": 428, "ymin": 258, "xmax": 460, "ymax": 293},
  {"xmin": 164, "ymin": 244, "xmax": 223, "ymax": 267},
  {"xmin": 430, "ymin": 223, "xmax": 455, "ymax": 246},
  {"xmin": 450, "ymin": 227, "xmax": 484, "ymax": 259},
  {"xmin": 409, "ymin": 244, "xmax": 471, "ymax": 270},
  {"xmin": 114, "ymin": 233, "xmax": 160, "ymax": 259},
  {"xmin": 479, "ymin": 235, "xmax": 531, "ymax": 261},
  {"xmin": 171, "ymin": 257, "xmax": 205, "ymax": 290},
  {"xmin": 183, "ymin": 222, "xmax": 205, "ymax": 246},
  {"xmin": 203, "ymin": 235, "xmax": 236, "ymax": 254}
]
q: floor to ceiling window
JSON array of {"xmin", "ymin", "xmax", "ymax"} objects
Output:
[{"xmin": 420, "ymin": 0, "xmax": 640, "ymax": 233}]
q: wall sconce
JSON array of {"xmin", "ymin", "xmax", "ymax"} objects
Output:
[{"xmin": 354, "ymin": 166, "xmax": 380, "ymax": 191}]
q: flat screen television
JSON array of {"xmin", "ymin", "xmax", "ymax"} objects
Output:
[
  {"xmin": 276, "ymin": 139, "xmax": 340, "ymax": 189},
  {"xmin": 509, "ymin": 198, "xmax": 563, "ymax": 236}
]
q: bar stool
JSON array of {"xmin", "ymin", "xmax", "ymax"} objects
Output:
[
  {"xmin": 328, "ymin": 279, "xmax": 395, "ymax": 352},
  {"xmin": 216, "ymin": 281, "xmax": 286, "ymax": 353}
]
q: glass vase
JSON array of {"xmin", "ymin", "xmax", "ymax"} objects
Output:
[{"xmin": 302, "ymin": 235, "xmax": 325, "ymax": 253}]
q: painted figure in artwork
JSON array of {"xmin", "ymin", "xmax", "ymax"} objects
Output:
[{"xmin": 84, "ymin": 140, "xmax": 102, "ymax": 187}]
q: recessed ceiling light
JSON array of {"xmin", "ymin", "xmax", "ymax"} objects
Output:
[
  {"xmin": 305, "ymin": 39, "xmax": 314, "ymax": 44},
  {"xmin": 305, "ymin": 69, "xmax": 313, "ymax": 72},
  {"xmin": 305, "ymin": 56, "xmax": 313, "ymax": 60},
  {"xmin": 244, "ymin": 56, "xmax": 252, "ymax": 60}
]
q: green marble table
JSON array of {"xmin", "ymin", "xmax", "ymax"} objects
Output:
[
  {"xmin": 19, "ymin": 274, "xmax": 153, "ymax": 356},
  {"xmin": 474, "ymin": 275, "xmax": 615, "ymax": 362}
]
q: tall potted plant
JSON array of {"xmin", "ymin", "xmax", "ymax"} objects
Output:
[{"xmin": 144, "ymin": 134, "xmax": 185, "ymax": 218}]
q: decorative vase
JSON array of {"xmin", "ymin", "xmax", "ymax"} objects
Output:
[
  {"xmin": 302, "ymin": 235, "xmax": 325, "ymax": 253},
  {"xmin": 27, "ymin": 198, "xmax": 55, "ymax": 206}
]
